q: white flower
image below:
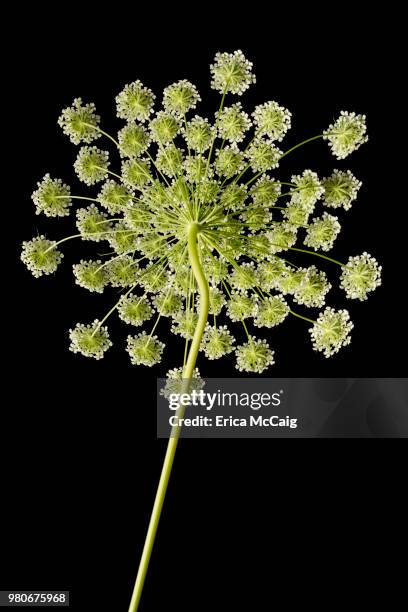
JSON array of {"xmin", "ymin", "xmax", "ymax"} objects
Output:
[
  {"xmin": 116, "ymin": 81, "xmax": 155, "ymax": 122},
  {"xmin": 126, "ymin": 332, "xmax": 165, "ymax": 366},
  {"xmin": 58, "ymin": 98, "xmax": 100, "ymax": 145},
  {"xmin": 21, "ymin": 236, "xmax": 63, "ymax": 277},
  {"xmin": 324, "ymin": 111, "xmax": 368, "ymax": 159},
  {"xmin": 69, "ymin": 320, "xmax": 112, "ymax": 360},
  {"xmin": 235, "ymin": 337, "xmax": 275, "ymax": 373},
  {"xmin": 210, "ymin": 50, "xmax": 255, "ymax": 95},
  {"xmin": 340, "ymin": 253, "xmax": 382, "ymax": 300},
  {"xmin": 163, "ymin": 80, "xmax": 200, "ymax": 116},
  {"xmin": 304, "ymin": 213, "xmax": 341, "ymax": 252},
  {"xmin": 322, "ymin": 170, "xmax": 362, "ymax": 211},
  {"xmin": 32, "ymin": 174, "xmax": 71, "ymax": 217},
  {"xmin": 252, "ymin": 101, "xmax": 291, "ymax": 141},
  {"xmin": 309, "ymin": 308, "xmax": 353, "ymax": 358}
]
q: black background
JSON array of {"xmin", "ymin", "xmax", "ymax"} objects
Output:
[{"xmin": 2, "ymin": 6, "xmax": 406, "ymax": 611}]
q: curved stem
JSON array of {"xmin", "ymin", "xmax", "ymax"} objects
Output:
[
  {"xmin": 278, "ymin": 134, "xmax": 325, "ymax": 160},
  {"xmin": 128, "ymin": 222, "xmax": 209, "ymax": 612}
]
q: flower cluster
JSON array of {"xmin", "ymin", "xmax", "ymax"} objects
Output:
[{"xmin": 22, "ymin": 51, "xmax": 380, "ymax": 374}]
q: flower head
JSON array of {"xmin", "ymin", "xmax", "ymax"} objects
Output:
[
  {"xmin": 183, "ymin": 116, "xmax": 214, "ymax": 152},
  {"xmin": 246, "ymin": 139, "xmax": 281, "ymax": 172},
  {"xmin": 73, "ymin": 259, "xmax": 108, "ymax": 293},
  {"xmin": 294, "ymin": 266, "xmax": 331, "ymax": 308},
  {"xmin": 118, "ymin": 123, "xmax": 150, "ymax": 158},
  {"xmin": 126, "ymin": 332, "xmax": 164, "ymax": 366},
  {"xmin": 160, "ymin": 367, "xmax": 203, "ymax": 398},
  {"xmin": 235, "ymin": 337, "xmax": 275, "ymax": 373},
  {"xmin": 58, "ymin": 98, "xmax": 100, "ymax": 145},
  {"xmin": 324, "ymin": 111, "xmax": 368, "ymax": 159},
  {"xmin": 116, "ymin": 81, "xmax": 155, "ymax": 122},
  {"xmin": 250, "ymin": 177, "xmax": 281, "ymax": 207},
  {"xmin": 291, "ymin": 170, "xmax": 324, "ymax": 208},
  {"xmin": 304, "ymin": 213, "xmax": 341, "ymax": 252},
  {"xmin": 210, "ymin": 50, "xmax": 255, "ymax": 95},
  {"xmin": 218, "ymin": 103, "xmax": 251, "ymax": 142},
  {"xmin": 21, "ymin": 236, "xmax": 63, "ymax": 277},
  {"xmin": 74, "ymin": 147, "xmax": 110, "ymax": 185},
  {"xmin": 215, "ymin": 145, "xmax": 244, "ymax": 178},
  {"xmin": 322, "ymin": 170, "xmax": 362, "ymax": 211},
  {"xmin": 76, "ymin": 204, "xmax": 111, "ymax": 241},
  {"xmin": 340, "ymin": 253, "xmax": 381, "ymax": 300},
  {"xmin": 149, "ymin": 112, "xmax": 180, "ymax": 144},
  {"xmin": 118, "ymin": 294, "xmax": 153, "ymax": 326},
  {"xmin": 98, "ymin": 180, "xmax": 133, "ymax": 214},
  {"xmin": 252, "ymin": 101, "xmax": 291, "ymax": 141},
  {"xmin": 310, "ymin": 308, "xmax": 353, "ymax": 357},
  {"xmin": 23, "ymin": 51, "xmax": 378, "ymax": 374},
  {"xmin": 254, "ymin": 295, "xmax": 289, "ymax": 328},
  {"xmin": 202, "ymin": 324, "xmax": 235, "ymax": 359},
  {"xmin": 32, "ymin": 174, "xmax": 71, "ymax": 217},
  {"xmin": 69, "ymin": 320, "xmax": 112, "ymax": 359},
  {"xmin": 163, "ymin": 80, "xmax": 200, "ymax": 116}
]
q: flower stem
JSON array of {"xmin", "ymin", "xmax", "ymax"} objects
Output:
[{"xmin": 128, "ymin": 222, "xmax": 209, "ymax": 612}]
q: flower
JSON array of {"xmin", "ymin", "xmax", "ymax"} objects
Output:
[
  {"xmin": 254, "ymin": 295, "xmax": 289, "ymax": 328},
  {"xmin": 118, "ymin": 123, "xmax": 150, "ymax": 158},
  {"xmin": 183, "ymin": 116, "xmax": 214, "ymax": 152},
  {"xmin": 163, "ymin": 80, "xmax": 200, "ymax": 116},
  {"xmin": 149, "ymin": 112, "xmax": 180, "ymax": 145},
  {"xmin": 304, "ymin": 213, "xmax": 341, "ymax": 252},
  {"xmin": 291, "ymin": 170, "xmax": 324, "ymax": 208},
  {"xmin": 58, "ymin": 98, "xmax": 100, "ymax": 145},
  {"xmin": 218, "ymin": 103, "xmax": 251, "ymax": 142},
  {"xmin": 235, "ymin": 337, "xmax": 275, "ymax": 373},
  {"xmin": 118, "ymin": 294, "xmax": 153, "ymax": 326},
  {"xmin": 294, "ymin": 266, "xmax": 331, "ymax": 308},
  {"xmin": 226, "ymin": 291, "xmax": 256, "ymax": 322},
  {"xmin": 107, "ymin": 256, "xmax": 139, "ymax": 287},
  {"xmin": 324, "ymin": 111, "xmax": 368, "ymax": 159},
  {"xmin": 210, "ymin": 50, "xmax": 255, "ymax": 95},
  {"xmin": 76, "ymin": 204, "xmax": 111, "ymax": 241},
  {"xmin": 250, "ymin": 177, "xmax": 281, "ymax": 207},
  {"xmin": 322, "ymin": 170, "xmax": 362, "ymax": 211},
  {"xmin": 116, "ymin": 80, "xmax": 155, "ymax": 122},
  {"xmin": 340, "ymin": 253, "xmax": 382, "ymax": 300},
  {"xmin": 202, "ymin": 324, "xmax": 235, "ymax": 359},
  {"xmin": 21, "ymin": 236, "xmax": 63, "ymax": 277},
  {"xmin": 32, "ymin": 174, "xmax": 71, "ymax": 217},
  {"xmin": 171, "ymin": 310, "xmax": 199, "ymax": 339},
  {"xmin": 98, "ymin": 180, "xmax": 133, "ymax": 214},
  {"xmin": 74, "ymin": 146, "xmax": 110, "ymax": 185},
  {"xmin": 156, "ymin": 144, "xmax": 184, "ymax": 178},
  {"xmin": 309, "ymin": 308, "xmax": 353, "ymax": 357},
  {"xmin": 23, "ymin": 51, "xmax": 377, "ymax": 373},
  {"xmin": 69, "ymin": 320, "xmax": 112, "ymax": 359},
  {"xmin": 121, "ymin": 158, "xmax": 151, "ymax": 190},
  {"xmin": 230, "ymin": 262, "xmax": 258, "ymax": 291},
  {"xmin": 153, "ymin": 290, "xmax": 183, "ymax": 316},
  {"xmin": 246, "ymin": 139, "xmax": 282, "ymax": 172},
  {"xmin": 257, "ymin": 258, "xmax": 287, "ymax": 291},
  {"xmin": 252, "ymin": 101, "xmax": 291, "ymax": 141},
  {"xmin": 159, "ymin": 367, "xmax": 204, "ymax": 398},
  {"xmin": 215, "ymin": 145, "xmax": 244, "ymax": 178},
  {"xmin": 107, "ymin": 221, "xmax": 139, "ymax": 254},
  {"xmin": 126, "ymin": 332, "xmax": 164, "ymax": 366},
  {"xmin": 73, "ymin": 259, "xmax": 108, "ymax": 293},
  {"xmin": 267, "ymin": 223, "xmax": 297, "ymax": 254}
]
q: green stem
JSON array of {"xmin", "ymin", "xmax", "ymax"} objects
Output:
[
  {"xmin": 128, "ymin": 222, "xmax": 209, "ymax": 612},
  {"xmin": 278, "ymin": 134, "xmax": 325, "ymax": 160}
]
